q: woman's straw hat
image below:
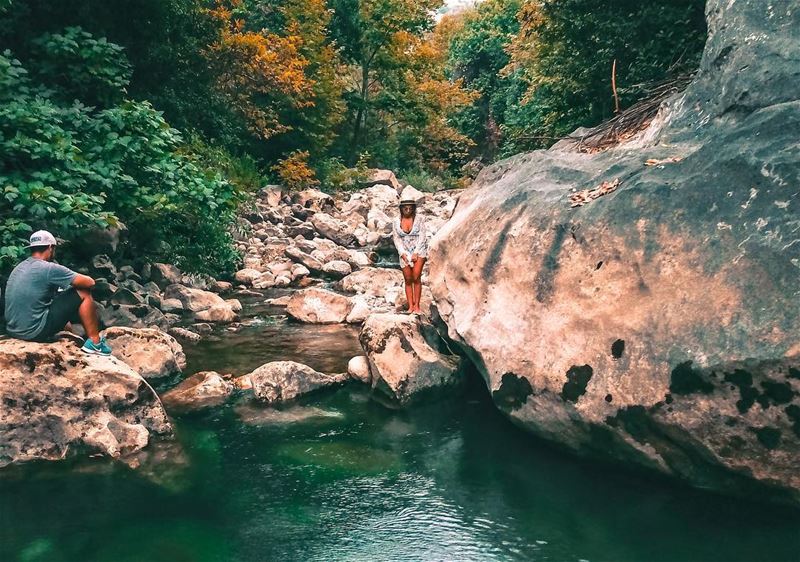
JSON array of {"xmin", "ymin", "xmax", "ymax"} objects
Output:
[{"xmin": 398, "ymin": 185, "xmax": 420, "ymax": 206}]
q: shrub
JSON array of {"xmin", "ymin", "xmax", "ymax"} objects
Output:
[
  {"xmin": 271, "ymin": 150, "xmax": 319, "ymax": 191},
  {"xmin": 0, "ymin": 35, "xmax": 246, "ymax": 276}
]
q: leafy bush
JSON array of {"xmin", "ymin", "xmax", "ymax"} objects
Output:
[
  {"xmin": 271, "ymin": 150, "xmax": 319, "ymax": 191},
  {"xmin": 0, "ymin": 35, "xmax": 245, "ymax": 276},
  {"xmin": 31, "ymin": 26, "xmax": 132, "ymax": 107}
]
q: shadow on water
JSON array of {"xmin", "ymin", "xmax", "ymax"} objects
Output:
[{"xmin": 1, "ymin": 307, "xmax": 799, "ymax": 562}]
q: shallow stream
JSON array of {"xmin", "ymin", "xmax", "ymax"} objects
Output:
[{"xmin": 1, "ymin": 296, "xmax": 799, "ymax": 561}]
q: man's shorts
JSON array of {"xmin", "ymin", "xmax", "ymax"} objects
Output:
[{"xmin": 33, "ymin": 288, "xmax": 82, "ymax": 342}]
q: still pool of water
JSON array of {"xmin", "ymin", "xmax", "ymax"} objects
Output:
[{"xmin": 1, "ymin": 299, "xmax": 799, "ymax": 561}]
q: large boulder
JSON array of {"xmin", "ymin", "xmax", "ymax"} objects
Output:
[
  {"xmin": 285, "ymin": 287, "xmax": 354, "ymax": 324},
  {"xmin": 247, "ymin": 361, "xmax": 348, "ymax": 404},
  {"xmin": 428, "ymin": 0, "xmax": 800, "ymax": 504},
  {"xmin": 362, "ymin": 169, "xmax": 402, "ymax": 193},
  {"xmin": 359, "ymin": 313, "xmax": 462, "ymax": 404},
  {"xmin": 0, "ymin": 339, "xmax": 171, "ymax": 466},
  {"xmin": 103, "ymin": 327, "xmax": 186, "ymax": 379},
  {"xmin": 161, "ymin": 371, "xmax": 234, "ymax": 412}
]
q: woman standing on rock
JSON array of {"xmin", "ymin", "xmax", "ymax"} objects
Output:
[{"xmin": 392, "ymin": 187, "xmax": 428, "ymax": 314}]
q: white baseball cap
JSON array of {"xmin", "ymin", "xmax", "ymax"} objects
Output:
[{"xmin": 26, "ymin": 230, "xmax": 58, "ymax": 248}]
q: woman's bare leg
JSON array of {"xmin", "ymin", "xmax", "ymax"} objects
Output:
[
  {"xmin": 411, "ymin": 258, "xmax": 426, "ymax": 313},
  {"xmin": 401, "ymin": 265, "xmax": 414, "ymax": 313}
]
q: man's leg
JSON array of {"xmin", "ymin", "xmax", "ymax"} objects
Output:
[{"xmin": 75, "ymin": 289, "xmax": 101, "ymax": 344}]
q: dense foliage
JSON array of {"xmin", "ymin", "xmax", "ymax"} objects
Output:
[
  {"xmin": 0, "ymin": 0, "xmax": 707, "ymax": 275},
  {"xmin": 0, "ymin": 38, "xmax": 242, "ymax": 274}
]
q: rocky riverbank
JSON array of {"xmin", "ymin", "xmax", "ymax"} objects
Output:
[{"xmin": 0, "ymin": 170, "xmax": 465, "ymax": 466}]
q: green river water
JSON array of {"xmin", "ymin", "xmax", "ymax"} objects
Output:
[{"xmin": 1, "ymin": 296, "xmax": 799, "ymax": 562}]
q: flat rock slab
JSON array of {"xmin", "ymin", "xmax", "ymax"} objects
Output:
[{"xmin": 0, "ymin": 339, "xmax": 171, "ymax": 467}]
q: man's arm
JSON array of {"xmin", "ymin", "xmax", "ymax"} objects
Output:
[{"xmin": 71, "ymin": 273, "xmax": 96, "ymax": 290}]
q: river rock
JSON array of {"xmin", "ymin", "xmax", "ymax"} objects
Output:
[
  {"xmin": 169, "ymin": 327, "xmax": 202, "ymax": 343},
  {"xmin": 161, "ymin": 371, "xmax": 234, "ymax": 412},
  {"xmin": 345, "ymin": 297, "xmax": 371, "ymax": 324},
  {"xmin": 285, "ymin": 288, "xmax": 354, "ymax": 324},
  {"xmin": 163, "ymin": 284, "xmax": 227, "ymax": 313},
  {"xmin": 160, "ymin": 298, "xmax": 184, "ymax": 313},
  {"xmin": 292, "ymin": 188, "xmax": 335, "ymax": 212},
  {"xmin": 150, "ymin": 263, "xmax": 182, "ymax": 289},
  {"xmin": 428, "ymin": 0, "xmax": 800, "ymax": 504},
  {"xmin": 359, "ymin": 313, "xmax": 462, "ymax": 404},
  {"xmin": 110, "ymin": 287, "xmax": 144, "ymax": 306},
  {"xmin": 100, "ymin": 303, "xmax": 169, "ymax": 330},
  {"xmin": 322, "ymin": 260, "xmax": 352, "ymax": 278},
  {"xmin": 311, "ymin": 213, "xmax": 356, "ymax": 247},
  {"xmin": 103, "ymin": 327, "xmax": 186, "ymax": 378},
  {"xmin": 234, "ymin": 268, "xmax": 263, "ymax": 286},
  {"xmin": 347, "ymin": 356, "xmax": 371, "ymax": 384},
  {"xmin": 248, "ymin": 361, "xmax": 348, "ymax": 404},
  {"xmin": 285, "ymin": 246, "xmax": 324, "ymax": 273},
  {"xmin": 362, "ymin": 169, "xmax": 402, "ymax": 193},
  {"xmin": 338, "ymin": 267, "xmax": 404, "ymax": 299},
  {"xmin": 194, "ymin": 304, "xmax": 237, "ymax": 323},
  {"xmin": 0, "ymin": 338, "xmax": 172, "ymax": 466}
]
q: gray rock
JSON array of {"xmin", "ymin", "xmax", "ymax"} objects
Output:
[
  {"xmin": 248, "ymin": 361, "xmax": 348, "ymax": 404},
  {"xmin": 428, "ymin": 0, "xmax": 800, "ymax": 504},
  {"xmin": 347, "ymin": 355, "xmax": 371, "ymax": 384},
  {"xmin": 163, "ymin": 284, "xmax": 228, "ymax": 313},
  {"xmin": 311, "ymin": 213, "xmax": 356, "ymax": 247},
  {"xmin": 286, "ymin": 288, "xmax": 354, "ymax": 324},
  {"xmin": 110, "ymin": 287, "xmax": 144, "ymax": 306},
  {"xmin": 103, "ymin": 327, "xmax": 186, "ymax": 378},
  {"xmin": 322, "ymin": 259, "xmax": 352, "ymax": 278},
  {"xmin": 169, "ymin": 327, "xmax": 201, "ymax": 343},
  {"xmin": 0, "ymin": 339, "xmax": 171, "ymax": 466},
  {"xmin": 161, "ymin": 371, "xmax": 234, "ymax": 412},
  {"xmin": 359, "ymin": 313, "xmax": 462, "ymax": 405},
  {"xmin": 150, "ymin": 263, "xmax": 182, "ymax": 289},
  {"xmin": 285, "ymin": 246, "xmax": 324, "ymax": 273}
]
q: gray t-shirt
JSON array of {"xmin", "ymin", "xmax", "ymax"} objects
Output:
[{"xmin": 4, "ymin": 257, "xmax": 77, "ymax": 340}]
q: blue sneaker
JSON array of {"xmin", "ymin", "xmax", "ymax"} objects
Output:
[{"xmin": 81, "ymin": 337, "xmax": 112, "ymax": 356}]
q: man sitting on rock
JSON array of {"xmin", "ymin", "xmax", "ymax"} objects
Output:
[{"xmin": 3, "ymin": 230, "xmax": 112, "ymax": 355}]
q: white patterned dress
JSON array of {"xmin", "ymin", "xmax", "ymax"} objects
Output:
[{"xmin": 392, "ymin": 213, "xmax": 428, "ymax": 267}]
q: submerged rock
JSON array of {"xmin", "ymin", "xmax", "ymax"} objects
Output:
[
  {"xmin": 247, "ymin": 361, "xmax": 348, "ymax": 404},
  {"xmin": 285, "ymin": 287, "xmax": 354, "ymax": 324},
  {"xmin": 162, "ymin": 371, "xmax": 234, "ymax": 412},
  {"xmin": 359, "ymin": 313, "xmax": 462, "ymax": 405},
  {"xmin": 428, "ymin": 0, "xmax": 800, "ymax": 504},
  {"xmin": 0, "ymin": 338, "xmax": 171, "ymax": 466},
  {"xmin": 103, "ymin": 327, "xmax": 186, "ymax": 379}
]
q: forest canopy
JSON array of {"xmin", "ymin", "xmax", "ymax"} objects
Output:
[{"xmin": 0, "ymin": 0, "xmax": 707, "ymax": 275}]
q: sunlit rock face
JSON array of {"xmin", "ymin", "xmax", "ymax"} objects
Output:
[
  {"xmin": 0, "ymin": 339, "xmax": 172, "ymax": 466},
  {"xmin": 429, "ymin": 0, "xmax": 800, "ymax": 504}
]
